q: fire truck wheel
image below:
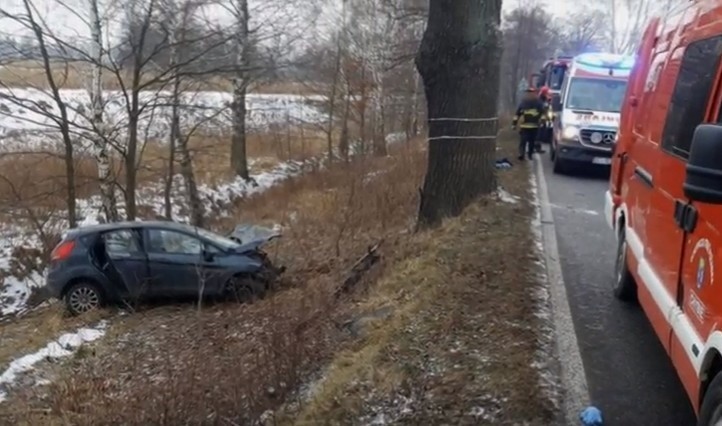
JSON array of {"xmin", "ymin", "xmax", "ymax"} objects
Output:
[
  {"xmin": 698, "ymin": 371, "xmax": 722, "ymax": 426},
  {"xmin": 613, "ymin": 227, "xmax": 637, "ymax": 302}
]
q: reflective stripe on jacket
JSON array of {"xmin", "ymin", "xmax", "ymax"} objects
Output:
[{"xmin": 512, "ymin": 98, "xmax": 546, "ymax": 129}]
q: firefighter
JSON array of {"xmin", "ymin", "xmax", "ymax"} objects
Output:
[
  {"xmin": 512, "ymin": 88, "xmax": 546, "ymax": 160},
  {"xmin": 536, "ymin": 86, "xmax": 554, "ymax": 153}
]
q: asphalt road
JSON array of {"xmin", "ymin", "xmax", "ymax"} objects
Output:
[{"xmin": 540, "ymin": 154, "xmax": 697, "ymax": 425}]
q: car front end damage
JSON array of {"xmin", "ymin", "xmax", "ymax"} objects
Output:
[{"xmin": 228, "ymin": 224, "xmax": 286, "ymax": 282}]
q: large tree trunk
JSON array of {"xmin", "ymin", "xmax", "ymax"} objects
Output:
[{"xmin": 416, "ymin": 0, "xmax": 502, "ymax": 228}]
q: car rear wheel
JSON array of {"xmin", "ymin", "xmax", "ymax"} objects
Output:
[
  {"xmin": 64, "ymin": 281, "xmax": 104, "ymax": 315},
  {"xmin": 698, "ymin": 372, "xmax": 722, "ymax": 426},
  {"xmin": 613, "ymin": 227, "xmax": 636, "ymax": 302},
  {"xmin": 225, "ymin": 275, "xmax": 266, "ymax": 304}
]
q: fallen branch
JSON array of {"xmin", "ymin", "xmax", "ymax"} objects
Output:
[{"xmin": 335, "ymin": 239, "xmax": 384, "ymax": 298}]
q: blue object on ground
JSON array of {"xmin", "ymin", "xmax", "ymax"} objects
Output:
[
  {"xmin": 580, "ymin": 406, "xmax": 603, "ymax": 425},
  {"xmin": 495, "ymin": 158, "xmax": 513, "ymax": 169}
]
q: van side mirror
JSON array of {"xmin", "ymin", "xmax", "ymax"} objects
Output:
[{"xmin": 684, "ymin": 124, "xmax": 722, "ymax": 204}]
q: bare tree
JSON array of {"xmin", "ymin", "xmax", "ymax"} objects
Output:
[
  {"xmin": 229, "ymin": 0, "xmax": 251, "ymax": 180},
  {"xmin": 499, "ymin": 5, "xmax": 557, "ymax": 110},
  {"xmin": 1, "ymin": 0, "xmax": 79, "ymax": 228},
  {"xmin": 559, "ymin": 10, "xmax": 607, "ymax": 56},
  {"xmin": 165, "ymin": 0, "xmax": 203, "ymax": 226},
  {"xmin": 606, "ymin": 0, "xmax": 684, "ymax": 53},
  {"xmin": 416, "ymin": 0, "xmax": 502, "ymax": 227},
  {"xmin": 366, "ymin": 1, "xmax": 395, "ymax": 157},
  {"xmin": 89, "ymin": 0, "xmax": 118, "ymax": 222}
]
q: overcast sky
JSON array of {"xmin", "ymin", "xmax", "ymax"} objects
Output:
[{"xmin": 0, "ymin": 0, "xmax": 608, "ymax": 48}]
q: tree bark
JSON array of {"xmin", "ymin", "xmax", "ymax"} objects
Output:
[
  {"xmin": 416, "ymin": 0, "xmax": 502, "ymax": 228},
  {"xmin": 125, "ymin": 84, "xmax": 140, "ymax": 220},
  {"xmin": 359, "ymin": 63, "xmax": 368, "ymax": 154},
  {"xmin": 339, "ymin": 75, "xmax": 351, "ymax": 162},
  {"xmin": 89, "ymin": 0, "xmax": 117, "ymax": 222},
  {"xmin": 124, "ymin": 0, "xmax": 156, "ymax": 221},
  {"xmin": 230, "ymin": 0, "xmax": 250, "ymax": 180},
  {"xmin": 371, "ymin": 74, "xmax": 387, "ymax": 156},
  {"xmin": 168, "ymin": 1, "xmax": 202, "ymax": 226},
  {"xmin": 163, "ymin": 114, "xmax": 176, "ymax": 219}
]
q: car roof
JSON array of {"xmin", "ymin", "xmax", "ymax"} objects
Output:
[{"xmin": 66, "ymin": 220, "xmax": 199, "ymax": 238}]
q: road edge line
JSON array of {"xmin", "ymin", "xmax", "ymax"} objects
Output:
[{"xmin": 534, "ymin": 156, "xmax": 590, "ymax": 424}]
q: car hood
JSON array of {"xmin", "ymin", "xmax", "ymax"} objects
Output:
[{"xmin": 228, "ymin": 224, "xmax": 281, "ymax": 253}]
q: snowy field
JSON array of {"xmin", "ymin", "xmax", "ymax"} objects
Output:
[
  {"xmin": 0, "ymin": 156, "xmax": 321, "ymax": 317},
  {"xmin": 0, "ymin": 88, "xmax": 326, "ymax": 152},
  {"xmin": 0, "ymin": 88, "xmax": 330, "ymax": 317}
]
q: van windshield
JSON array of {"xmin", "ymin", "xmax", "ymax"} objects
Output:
[{"xmin": 565, "ymin": 77, "xmax": 627, "ymax": 113}]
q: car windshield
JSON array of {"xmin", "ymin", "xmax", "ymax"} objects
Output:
[
  {"xmin": 193, "ymin": 227, "xmax": 242, "ymax": 250},
  {"xmin": 565, "ymin": 77, "xmax": 627, "ymax": 113}
]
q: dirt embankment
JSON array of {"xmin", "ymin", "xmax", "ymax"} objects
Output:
[{"xmin": 0, "ymin": 131, "xmax": 560, "ymax": 425}]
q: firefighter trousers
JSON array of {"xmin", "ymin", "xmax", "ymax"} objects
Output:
[{"xmin": 518, "ymin": 128, "xmax": 537, "ymax": 158}]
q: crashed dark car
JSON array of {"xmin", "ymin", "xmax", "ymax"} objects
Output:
[{"xmin": 45, "ymin": 221, "xmax": 283, "ymax": 315}]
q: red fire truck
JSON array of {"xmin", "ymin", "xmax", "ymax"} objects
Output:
[{"xmin": 531, "ymin": 55, "xmax": 574, "ymax": 96}]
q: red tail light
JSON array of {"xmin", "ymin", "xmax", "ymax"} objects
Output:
[{"xmin": 51, "ymin": 240, "xmax": 76, "ymax": 262}]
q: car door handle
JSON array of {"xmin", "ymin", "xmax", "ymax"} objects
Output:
[
  {"xmin": 674, "ymin": 200, "xmax": 698, "ymax": 233},
  {"xmin": 110, "ymin": 252, "xmax": 131, "ymax": 258},
  {"xmin": 634, "ymin": 166, "xmax": 653, "ymax": 188},
  {"xmin": 684, "ymin": 204, "xmax": 698, "ymax": 233}
]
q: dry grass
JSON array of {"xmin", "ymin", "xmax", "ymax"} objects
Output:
[
  {"xmin": 0, "ymin": 61, "xmax": 322, "ymax": 95},
  {"xmin": 283, "ymin": 130, "xmax": 560, "ymax": 425},
  {"xmin": 0, "ymin": 129, "xmax": 328, "ymax": 220},
  {"xmin": 0, "ymin": 131, "xmax": 559, "ymax": 425},
  {"xmin": 0, "ymin": 139, "xmax": 426, "ymax": 425}
]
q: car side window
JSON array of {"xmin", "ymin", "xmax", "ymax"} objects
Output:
[
  {"xmin": 147, "ymin": 229, "xmax": 202, "ymax": 255},
  {"xmin": 103, "ymin": 230, "xmax": 141, "ymax": 254},
  {"xmin": 661, "ymin": 36, "xmax": 722, "ymax": 159}
]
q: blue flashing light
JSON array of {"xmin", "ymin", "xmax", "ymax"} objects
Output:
[{"xmin": 576, "ymin": 52, "xmax": 635, "ymax": 70}]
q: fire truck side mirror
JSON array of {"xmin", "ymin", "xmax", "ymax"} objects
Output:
[{"xmin": 684, "ymin": 124, "xmax": 722, "ymax": 204}]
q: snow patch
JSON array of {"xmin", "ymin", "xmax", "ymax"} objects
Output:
[
  {"xmin": 497, "ymin": 187, "xmax": 520, "ymax": 204},
  {"xmin": 0, "ymin": 321, "xmax": 107, "ymax": 403}
]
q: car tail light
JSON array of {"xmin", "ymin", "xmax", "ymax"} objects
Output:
[{"xmin": 50, "ymin": 240, "xmax": 75, "ymax": 262}]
